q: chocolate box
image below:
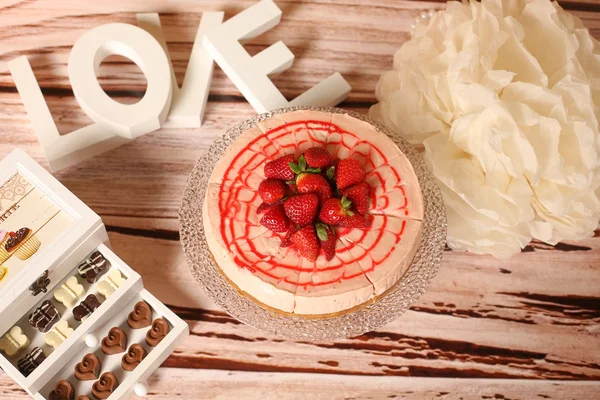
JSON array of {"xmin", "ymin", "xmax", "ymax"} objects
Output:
[{"xmin": 0, "ymin": 149, "xmax": 188, "ymax": 399}]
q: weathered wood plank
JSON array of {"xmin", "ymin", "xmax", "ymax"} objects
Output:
[
  {"xmin": 0, "ymin": 0, "xmax": 599, "ymax": 394},
  {"xmin": 0, "ymin": 91, "xmax": 599, "ymax": 379},
  {"xmin": 2, "ymin": 369, "xmax": 600, "ymax": 399},
  {"xmin": 1, "ymin": 1, "xmax": 599, "ymax": 104}
]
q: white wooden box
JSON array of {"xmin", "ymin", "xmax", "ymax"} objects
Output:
[{"xmin": 0, "ymin": 149, "xmax": 189, "ymax": 399}]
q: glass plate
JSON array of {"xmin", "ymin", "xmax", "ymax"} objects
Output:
[{"xmin": 179, "ymin": 106, "xmax": 447, "ymax": 340}]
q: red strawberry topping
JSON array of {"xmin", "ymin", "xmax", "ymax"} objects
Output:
[
  {"xmin": 319, "ymin": 196, "xmax": 354, "ymax": 226},
  {"xmin": 304, "ymin": 147, "xmax": 331, "ymax": 169},
  {"xmin": 296, "ymin": 173, "xmax": 332, "ymax": 203},
  {"xmin": 342, "ymin": 182, "xmax": 370, "ymax": 215},
  {"xmin": 258, "ymin": 179, "xmax": 286, "ymax": 204},
  {"xmin": 340, "ymin": 214, "xmax": 372, "ymax": 229},
  {"xmin": 264, "ymin": 154, "xmax": 295, "ymax": 181},
  {"xmin": 283, "ymin": 194, "xmax": 319, "ymax": 226},
  {"xmin": 256, "ymin": 199, "xmax": 285, "ymax": 214},
  {"xmin": 291, "ymin": 225, "xmax": 320, "ymax": 262},
  {"xmin": 316, "ymin": 223, "xmax": 336, "ymax": 261},
  {"xmin": 260, "ymin": 204, "xmax": 290, "ymax": 233},
  {"xmin": 336, "ymin": 158, "xmax": 366, "ymax": 190},
  {"xmin": 256, "ymin": 148, "xmax": 374, "ymax": 262},
  {"xmin": 280, "ymin": 224, "xmax": 299, "ymax": 248}
]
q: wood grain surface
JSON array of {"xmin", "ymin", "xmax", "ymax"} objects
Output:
[{"xmin": 1, "ymin": 0, "xmax": 600, "ymax": 399}]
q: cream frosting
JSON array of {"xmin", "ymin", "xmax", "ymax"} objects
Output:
[{"xmin": 204, "ymin": 110, "xmax": 424, "ymax": 316}]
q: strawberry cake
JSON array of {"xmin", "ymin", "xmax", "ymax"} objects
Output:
[{"xmin": 203, "ymin": 110, "xmax": 424, "ymax": 316}]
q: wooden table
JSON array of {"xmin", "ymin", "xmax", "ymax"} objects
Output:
[{"xmin": 1, "ymin": 0, "xmax": 599, "ymax": 398}]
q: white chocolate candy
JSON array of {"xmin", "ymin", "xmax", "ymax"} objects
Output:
[
  {"xmin": 0, "ymin": 326, "xmax": 30, "ymax": 358},
  {"xmin": 44, "ymin": 320, "xmax": 74, "ymax": 349},
  {"xmin": 97, "ymin": 268, "xmax": 125, "ymax": 298},
  {"xmin": 53, "ymin": 276, "xmax": 85, "ymax": 307}
]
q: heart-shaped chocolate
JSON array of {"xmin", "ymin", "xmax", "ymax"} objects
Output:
[
  {"xmin": 49, "ymin": 380, "xmax": 75, "ymax": 400},
  {"xmin": 92, "ymin": 372, "xmax": 118, "ymax": 400},
  {"xmin": 101, "ymin": 327, "xmax": 127, "ymax": 355},
  {"xmin": 121, "ymin": 343, "xmax": 146, "ymax": 371},
  {"xmin": 74, "ymin": 353, "xmax": 100, "ymax": 381},
  {"xmin": 146, "ymin": 318, "xmax": 170, "ymax": 347},
  {"xmin": 127, "ymin": 301, "xmax": 152, "ymax": 329},
  {"xmin": 76, "ymin": 396, "xmax": 91, "ymax": 400}
]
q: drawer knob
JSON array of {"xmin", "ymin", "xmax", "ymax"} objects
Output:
[
  {"xmin": 85, "ymin": 334, "xmax": 98, "ymax": 348},
  {"xmin": 134, "ymin": 382, "xmax": 148, "ymax": 396}
]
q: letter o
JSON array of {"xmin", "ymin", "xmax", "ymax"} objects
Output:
[{"xmin": 68, "ymin": 23, "xmax": 172, "ymax": 139}]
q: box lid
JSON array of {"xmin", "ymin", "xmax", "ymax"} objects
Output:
[{"xmin": 0, "ymin": 149, "xmax": 103, "ymax": 314}]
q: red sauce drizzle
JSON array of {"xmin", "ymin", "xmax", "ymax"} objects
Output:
[{"xmin": 217, "ymin": 120, "xmax": 413, "ymax": 287}]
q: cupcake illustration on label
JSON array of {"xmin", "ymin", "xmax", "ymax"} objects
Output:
[
  {"xmin": 0, "ymin": 265, "xmax": 7, "ymax": 283},
  {"xmin": 0, "ymin": 230, "xmax": 10, "ymax": 264},
  {"xmin": 5, "ymin": 228, "xmax": 41, "ymax": 260}
]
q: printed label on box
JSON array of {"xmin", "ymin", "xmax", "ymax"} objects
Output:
[{"xmin": 0, "ymin": 174, "xmax": 72, "ymax": 291}]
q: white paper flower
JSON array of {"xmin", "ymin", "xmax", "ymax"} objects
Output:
[{"xmin": 370, "ymin": 0, "xmax": 600, "ymax": 258}]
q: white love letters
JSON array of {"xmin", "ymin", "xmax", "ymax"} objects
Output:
[
  {"xmin": 9, "ymin": 0, "xmax": 351, "ymax": 171},
  {"xmin": 68, "ymin": 23, "xmax": 173, "ymax": 139},
  {"xmin": 204, "ymin": 0, "xmax": 351, "ymax": 113}
]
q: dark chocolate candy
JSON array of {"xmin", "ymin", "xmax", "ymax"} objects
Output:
[
  {"xmin": 101, "ymin": 327, "xmax": 127, "ymax": 355},
  {"xmin": 92, "ymin": 372, "xmax": 118, "ymax": 399},
  {"xmin": 73, "ymin": 294, "xmax": 101, "ymax": 322},
  {"xmin": 29, "ymin": 300, "xmax": 60, "ymax": 333},
  {"xmin": 17, "ymin": 347, "xmax": 45, "ymax": 377},
  {"xmin": 127, "ymin": 301, "xmax": 152, "ymax": 329},
  {"xmin": 146, "ymin": 318, "xmax": 170, "ymax": 347},
  {"xmin": 49, "ymin": 380, "xmax": 75, "ymax": 400},
  {"xmin": 121, "ymin": 344, "xmax": 146, "ymax": 371},
  {"xmin": 29, "ymin": 270, "xmax": 50, "ymax": 296},
  {"xmin": 77, "ymin": 251, "xmax": 110, "ymax": 283},
  {"xmin": 74, "ymin": 353, "xmax": 100, "ymax": 381}
]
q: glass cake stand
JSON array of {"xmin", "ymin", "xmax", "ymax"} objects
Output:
[{"xmin": 179, "ymin": 106, "xmax": 447, "ymax": 340}]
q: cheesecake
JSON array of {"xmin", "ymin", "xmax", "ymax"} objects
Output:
[{"xmin": 204, "ymin": 110, "xmax": 423, "ymax": 316}]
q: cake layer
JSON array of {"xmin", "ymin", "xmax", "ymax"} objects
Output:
[{"xmin": 204, "ymin": 110, "xmax": 424, "ymax": 316}]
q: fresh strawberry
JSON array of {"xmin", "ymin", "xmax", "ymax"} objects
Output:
[
  {"xmin": 258, "ymin": 179, "xmax": 287, "ymax": 204},
  {"xmin": 336, "ymin": 158, "xmax": 366, "ymax": 190},
  {"xmin": 291, "ymin": 225, "xmax": 320, "ymax": 262},
  {"xmin": 256, "ymin": 199, "xmax": 284, "ymax": 214},
  {"xmin": 340, "ymin": 214, "xmax": 371, "ymax": 229},
  {"xmin": 280, "ymin": 224, "xmax": 299, "ymax": 248},
  {"xmin": 319, "ymin": 196, "xmax": 353, "ymax": 225},
  {"xmin": 286, "ymin": 182, "xmax": 297, "ymax": 194},
  {"xmin": 342, "ymin": 182, "xmax": 370, "ymax": 215},
  {"xmin": 289, "ymin": 155, "xmax": 322, "ymax": 177},
  {"xmin": 304, "ymin": 147, "xmax": 331, "ymax": 169},
  {"xmin": 316, "ymin": 223, "xmax": 336, "ymax": 261},
  {"xmin": 257, "ymin": 202, "xmax": 272, "ymax": 214},
  {"xmin": 296, "ymin": 173, "xmax": 332, "ymax": 203},
  {"xmin": 258, "ymin": 179, "xmax": 286, "ymax": 204},
  {"xmin": 264, "ymin": 154, "xmax": 295, "ymax": 181},
  {"xmin": 260, "ymin": 204, "xmax": 290, "ymax": 233},
  {"xmin": 283, "ymin": 194, "xmax": 319, "ymax": 226}
]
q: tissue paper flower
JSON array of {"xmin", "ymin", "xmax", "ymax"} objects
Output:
[{"xmin": 370, "ymin": 0, "xmax": 600, "ymax": 258}]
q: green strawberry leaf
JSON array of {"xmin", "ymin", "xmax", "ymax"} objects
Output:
[
  {"xmin": 346, "ymin": 210, "xmax": 355, "ymax": 217},
  {"xmin": 326, "ymin": 166, "xmax": 335, "ymax": 180},
  {"xmin": 341, "ymin": 195, "xmax": 352, "ymax": 209},
  {"xmin": 286, "ymin": 180, "xmax": 296, "ymax": 185},
  {"xmin": 289, "ymin": 162, "xmax": 302, "ymax": 175},
  {"xmin": 315, "ymin": 223, "xmax": 328, "ymax": 242},
  {"xmin": 298, "ymin": 155, "xmax": 307, "ymax": 171},
  {"xmin": 307, "ymin": 167, "xmax": 321, "ymax": 174}
]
